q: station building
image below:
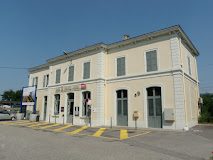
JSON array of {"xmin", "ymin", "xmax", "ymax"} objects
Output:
[{"xmin": 28, "ymin": 25, "xmax": 200, "ymax": 130}]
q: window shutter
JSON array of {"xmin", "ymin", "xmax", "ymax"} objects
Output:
[
  {"xmin": 46, "ymin": 75, "xmax": 49, "ymax": 86},
  {"xmin": 43, "ymin": 75, "xmax": 45, "ymax": 87},
  {"xmin": 117, "ymin": 57, "xmax": 125, "ymax": 76},
  {"xmin": 35, "ymin": 77, "xmax": 38, "ymax": 86},
  {"xmin": 188, "ymin": 57, "xmax": 191, "ymax": 75},
  {"xmin": 83, "ymin": 62, "xmax": 90, "ymax": 79},
  {"xmin": 146, "ymin": 53, "xmax": 152, "ymax": 72},
  {"xmin": 146, "ymin": 50, "xmax": 157, "ymax": 72},
  {"xmin": 68, "ymin": 66, "xmax": 74, "ymax": 81},
  {"xmin": 56, "ymin": 69, "xmax": 61, "ymax": 84},
  {"xmin": 32, "ymin": 78, "xmax": 35, "ymax": 86}
]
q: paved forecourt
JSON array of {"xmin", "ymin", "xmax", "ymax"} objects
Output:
[{"xmin": 0, "ymin": 120, "xmax": 151, "ymax": 140}]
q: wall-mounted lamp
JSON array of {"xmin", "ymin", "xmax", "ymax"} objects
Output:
[{"xmin": 134, "ymin": 91, "xmax": 140, "ymax": 97}]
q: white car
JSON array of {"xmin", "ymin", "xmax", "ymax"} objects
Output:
[{"xmin": 0, "ymin": 110, "xmax": 16, "ymax": 121}]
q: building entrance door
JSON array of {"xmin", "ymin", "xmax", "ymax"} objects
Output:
[
  {"xmin": 117, "ymin": 90, "xmax": 128, "ymax": 126},
  {"xmin": 67, "ymin": 93, "xmax": 74, "ymax": 124},
  {"xmin": 43, "ymin": 96, "xmax": 47, "ymax": 121},
  {"xmin": 147, "ymin": 87, "xmax": 162, "ymax": 128}
]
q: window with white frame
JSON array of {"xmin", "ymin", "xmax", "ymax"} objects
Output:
[
  {"xmin": 83, "ymin": 62, "xmax": 90, "ymax": 79},
  {"xmin": 68, "ymin": 66, "xmax": 74, "ymax": 81},
  {"xmin": 117, "ymin": 57, "xmax": 126, "ymax": 76},
  {"xmin": 55, "ymin": 69, "xmax": 61, "ymax": 84},
  {"xmin": 43, "ymin": 74, "xmax": 49, "ymax": 87},
  {"xmin": 146, "ymin": 50, "xmax": 158, "ymax": 72}
]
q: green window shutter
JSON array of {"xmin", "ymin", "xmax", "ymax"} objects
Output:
[
  {"xmin": 187, "ymin": 57, "xmax": 191, "ymax": 75},
  {"xmin": 146, "ymin": 50, "xmax": 157, "ymax": 72},
  {"xmin": 43, "ymin": 75, "xmax": 45, "ymax": 87},
  {"xmin": 46, "ymin": 75, "xmax": 49, "ymax": 86},
  {"xmin": 32, "ymin": 78, "xmax": 35, "ymax": 86},
  {"xmin": 117, "ymin": 57, "xmax": 126, "ymax": 76},
  {"xmin": 56, "ymin": 69, "xmax": 61, "ymax": 84},
  {"xmin": 83, "ymin": 62, "xmax": 90, "ymax": 79},
  {"xmin": 35, "ymin": 77, "xmax": 38, "ymax": 86},
  {"xmin": 68, "ymin": 66, "xmax": 74, "ymax": 81}
]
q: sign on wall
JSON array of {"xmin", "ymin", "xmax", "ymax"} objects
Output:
[
  {"xmin": 55, "ymin": 84, "xmax": 87, "ymax": 93},
  {"xmin": 22, "ymin": 86, "xmax": 36, "ymax": 106}
]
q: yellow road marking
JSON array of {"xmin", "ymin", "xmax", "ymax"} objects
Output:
[
  {"xmin": 0, "ymin": 121, "xmax": 15, "ymax": 124},
  {"xmin": 127, "ymin": 131, "xmax": 151, "ymax": 139},
  {"xmin": 0, "ymin": 121, "xmax": 25, "ymax": 125},
  {"xmin": 16, "ymin": 121, "xmax": 38, "ymax": 126},
  {"xmin": 92, "ymin": 128, "xmax": 106, "ymax": 137},
  {"xmin": 27, "ymin": 122, "xmax": 49, "ymax": 128},
  {"xmin": 120, "ymin": 129, "xmax": 128, "ymax": 140},
  {"xmin": 39, "ymin": 123, "xmax": 60, "ymax": 129},
  {"xmin": 67, "ymin": 126, "xmax": 88, "ymax": 135},
  {"xmin": 53, "ymin": 124, "xmax": 73, "ymax": 132}
]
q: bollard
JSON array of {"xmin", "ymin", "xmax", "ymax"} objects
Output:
[
  {"xmin": 110, "ymin": 117, "xmax": 112, "ymax": 128},
  {"xmin": 62, "ymin": 114, "xmax": 64, "ymax": 125},
  {"xmin": 135, "ymin": 119, "xmax": 137, "ymax": 130}
]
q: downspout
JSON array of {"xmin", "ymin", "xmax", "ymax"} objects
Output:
[{"xmin": 178, "ymin": 37, "xmax": 189, "ymax": 130}]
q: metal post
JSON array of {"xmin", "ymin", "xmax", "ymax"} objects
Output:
[
  {"xmin": 49, "ymin": 114, "xmax": 50, "ymax": 124},
  {"xmin": 135, "ymin": 119, "xmax": 137, "ymax": 130},
  {"xmin": 89, "ymin": 116, "xmax": 91, "ymax": 127},
  {"xmin": 55, "ymin": 116, "xmax": 56, "ymax": 124},
  {"xmin": 110, "ymin": 117, "xmax": 112, "ymax": 128}
]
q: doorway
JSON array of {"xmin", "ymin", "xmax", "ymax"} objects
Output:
[
  {"xmin": 117, "ymin": 89, "xmax": 128, "ymax": 126},
  {"xmin": 67, "ymin": 93, "xmax": 74, "ymax": 124},
  {"xmin": 147, "ymin": 87, "xmax": 162, "ymax": 128},
  {"xmin": 43, "ymin": 96, "xmax": 47, "ymax": 121}
]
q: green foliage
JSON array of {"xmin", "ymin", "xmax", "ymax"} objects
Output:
[
  {"xmin": 1, "ymin": 89, "xmax": 22, "ymax": 101},
  {"xmin": 199, "ymin": 93, "xmax": 213, "ymax": 123}
]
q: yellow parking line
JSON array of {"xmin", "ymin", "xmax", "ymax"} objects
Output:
[
  {"xmin": 67, "ymin": 126, "xmax": 88, "ymax": 135},
  {"xmin": 39, "ymin": 123, "xmax": 60, "ymax": 129},
  {"xmin": 127, "ymin": 131, "xmax": 151, "ymax": 139},
  {"xmin": 120, "ymin": 129, "xmax": 128, "ymax": 140},
  {"xmin": 16, "ymin": 121, "xmax": 37, "ymax": 126},
  {"xmin": 28, "ymin": 122, "xmax": 49, "ymax": 128},
  {"xmin": 92, "ymin": 128, "xmax": 106, "ymax": 137},
  {"xmin": 53, "ymin": 124, "xmax": 73, "ymax": 132},
  {"xmin": 0, "ymin": 121, "xmax": 15, "ymax": 124},
  {"xmin": 0, "ymin": 121, "xmax": 24, "ymax": 125}
]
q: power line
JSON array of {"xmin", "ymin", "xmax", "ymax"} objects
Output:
[{"xmin": 0, "ymin": 66, "xmax": 29, "ymax": 70}]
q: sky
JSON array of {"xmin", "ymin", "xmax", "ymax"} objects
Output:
[{"xmin": 0, "ymin": 0, "xmax": 213, "ymax": 96}]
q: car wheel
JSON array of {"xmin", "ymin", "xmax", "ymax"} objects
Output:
[{"xmin": 11, "ymin": 117, "xmax": 16, "ymax": 121}]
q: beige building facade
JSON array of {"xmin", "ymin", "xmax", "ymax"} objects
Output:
[{"xmin": 28, "ymin": 25, "xmax": 200, "ymax": 130}]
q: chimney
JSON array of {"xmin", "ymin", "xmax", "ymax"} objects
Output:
[{"xmin": 123, "ymin": 34, "xmax": 130, "ymax": 40}]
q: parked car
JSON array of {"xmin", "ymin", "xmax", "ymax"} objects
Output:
[{"xmin": 0, "ymin": 110, "xmax": 16, "ymax": 121}]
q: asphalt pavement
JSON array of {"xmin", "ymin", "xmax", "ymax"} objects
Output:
[{"xmin": 0, "ymin": 122, "xmax": 212, "ymax": 160}]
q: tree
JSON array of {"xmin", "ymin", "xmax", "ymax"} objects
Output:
[
  {"xmin": 199, "ymin": 93, "xmax": 213, "ymax": 123},
  {"xmin": 1, "ymin": 89, "xmax": 22, "ymax": 102}
]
